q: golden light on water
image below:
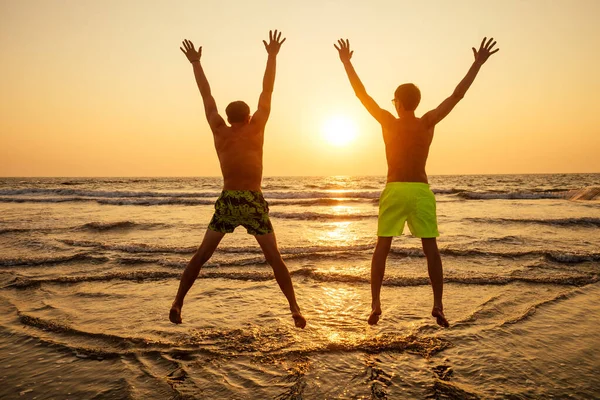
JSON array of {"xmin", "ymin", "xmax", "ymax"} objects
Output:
[
  {"xmin": 330, "ymin": 205, "xmax": 352, "ymax": 215},
  {"xmin": 317, "ymin": 286, "xmax": 367, "ymax": 346},
  {"xmin": 319, "ymin": 221, "xmax": 358, "ymax": 246},
  {"xmin": 327, "ymin": 330, "xmax": 342, "ymax": 343},
  {"xmin": 321, "ymin": 116, "xmax": 358, "ymax": 147}
]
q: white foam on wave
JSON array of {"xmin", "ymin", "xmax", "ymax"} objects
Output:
[
  {"xmin": 53, "ymin": 238, "xmax": 600, "ymax": 265},
  {"xmin": 0, "ymin": 187, "xmax": 381, "ymax": 200},
  {"xmin": 467, "ymin": 217, "xmax": 600, "ymax": 227},
  {"xmin": 458, "ymin": 186, "xmax": 600, "ymax": 201},
  {"xmin": 1, "ymin": 185, "xmax": 597, "ymax": 204},
  {"xmin": 0, "ymin": 188, "xmax": 220, "ymax": 199}
]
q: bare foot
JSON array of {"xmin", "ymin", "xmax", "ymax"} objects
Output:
[
  {"xmin": 169, "ymin": 304, "xmax": 182, "ymax": 324},
  {"xmin": 432, "ymin": 306, "xmax": 449, "ymax": 328},
  {"xmin": 292, "ymin": 312, "xmax": 306, "ymax": 329},
  {"xmin": 368, "ymin": 308, "xmax": 382, "ymax": 325}
]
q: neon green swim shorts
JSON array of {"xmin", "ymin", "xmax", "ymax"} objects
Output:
[{"xmin": 377, "ymin": 182, "xmax": 439, "ymax": 238}]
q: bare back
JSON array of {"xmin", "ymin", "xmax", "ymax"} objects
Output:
[
  {"xmin": 181, "ymin": 31, "xmax": 286, "ymax": 192},
  {"xmin": 212, "ymin": 120, "xmax": 265, "ymax": 191},
  {"xmin": 382, "ymin": 117, "xmax": 434, "ymax": 184},
  {"xmin": 335, "ymin": 37, "xmax": 499, "ymax": 185}
]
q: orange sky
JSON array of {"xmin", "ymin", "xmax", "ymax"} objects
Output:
[{"xmin": 1, "ymin": 0, "xmax": 599, "ymax": 177}]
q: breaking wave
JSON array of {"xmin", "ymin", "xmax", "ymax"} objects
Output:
[
  {"xmin": 467, "ymin": 217, "xmax": 600, "ymax": 228},
  {"xmin": 6, "ymin": 268, "xmax": 597, "ymax": 289},
  {"xmin": 77, "ymin": 221, "xmax": 165, "ymax": 231},
  {"xmin": 49, "ymin": 239, "xmax": 600, "ymax": 265},
  {"xmin": 0, "ymin": 253, "xmax": 109, "ymax": 267},
  {"xmin": 457, "ymin": 187, "xmax": 599, "ymax": 201},
  {"xmin": 1, "ymin": 186, "xmax": 597, "ymax": 206}
]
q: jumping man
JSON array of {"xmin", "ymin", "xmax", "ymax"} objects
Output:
[
  {"xmin": 334, "ymin": 37, "xmax": 499, "ymax": 327},
  {"xmin": 171, "ymin": 30, "xmax": 306, "ymax": 328}
]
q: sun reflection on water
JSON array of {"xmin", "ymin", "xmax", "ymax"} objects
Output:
[
  {"xmin": 318, "ymin": 221, "xmax": 358, "ymax": 246},
  {"xmin": 330, "ymin": 205, "xmax": 352, "ymax": 215},
  {"xmin": 316, "ymin": 286, "xmax": 367, "ymax": 346}
]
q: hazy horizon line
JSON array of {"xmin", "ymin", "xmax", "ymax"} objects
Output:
[{"xmin": 1, "ymin": 172, "xmax": 598, "ymax": 179}]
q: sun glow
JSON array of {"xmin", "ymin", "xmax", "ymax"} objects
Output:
[{"xmin": 321, "ymin": 116, "xmax": 358, "ymax": 147}]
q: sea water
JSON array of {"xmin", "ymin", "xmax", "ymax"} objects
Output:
[{"xmin": 0, "ymin": 174, "xmax": 599, "ymax": 399}]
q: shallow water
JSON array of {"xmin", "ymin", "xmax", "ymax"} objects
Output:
[{"xmin": 0, "ymin": 174, "xmax": 599, "ymax": 399}]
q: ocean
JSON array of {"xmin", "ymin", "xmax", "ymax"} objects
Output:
[{"xmin": 0, "ymin": 174, "xmax": 599, "ymax": 399}]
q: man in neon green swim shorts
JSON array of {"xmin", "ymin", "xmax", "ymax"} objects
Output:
[
  {"xmin": 171, "ymin": 31, "xmax": 306, "ymax": 329},
  {"xmin": 335, "ymin": 37, "xmax": 499, "ymax": 327}
]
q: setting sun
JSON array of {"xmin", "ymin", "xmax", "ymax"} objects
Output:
[{"xmin": 321, "ymin": 116, "xmax": 358, "ymax": 147}]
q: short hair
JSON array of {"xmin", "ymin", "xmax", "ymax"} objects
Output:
[
  {"xmin": 394, "ymin": 84, "xmax": 421, "ymax": 111},
  {"xmin": 225, "ymin": 101, "xmax": 250, "ymax": 123}
]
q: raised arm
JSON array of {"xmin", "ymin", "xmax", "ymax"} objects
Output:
[
  {"xmin": 334, "ymin": 39, "xmax": 395, "ymax": 126},
  {"xmin": 180, "ymin": 39, "xmax": 225, "ymax": 131},
  {"xmin": 252, "ymin": 30, "xmax": 286, "ymax": 126},
  {"xmin": 422, "ymin": 37, "xmax": 499, "ymax": 128}
]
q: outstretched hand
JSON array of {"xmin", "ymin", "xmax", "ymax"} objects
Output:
[
  {"xmin": 263, "ymin": 30, "xmax": 286, "ymax": 56},
  {"xmin": 473, "ymin": 37, "xmax": 499, "ymax": 65},
  {"xmin": 180, "ymin": 39, "xmax": 201, "ymax": 63},
  {"xmin": 334, "ymin": 39, "xmax": 353, "ymax": 64}
]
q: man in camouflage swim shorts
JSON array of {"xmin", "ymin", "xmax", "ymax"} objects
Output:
[
  {"xmin": 208, "ymin": 190, "xmax": 273, "ymax": 236},
  {"xmin": 170, "ymin": 30, "xmax": 306, "ymax": 329}
]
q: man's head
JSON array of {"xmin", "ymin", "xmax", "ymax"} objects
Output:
[
  {"xmin": 225, "ymin": 101, "xmax": 251, "ymax": 124},
  {"xmin": 393, "ymin": 83, "xmax": 421, "ymax": 113}
]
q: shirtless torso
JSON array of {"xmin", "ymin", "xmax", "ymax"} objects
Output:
[
  {"xmin": 382, "ymin": 117, "xmax": 434, "ymax": 184},
  {"xmin": 171, "ymin": 32, "xmax": 306, "ymax": 329},
  {"xmin": 335, "ymin": 36, "xmax": 499, "ymax": 328},
  {"xmin": 213, "ymin": 122, "xmax": 265, "ymax": 191}
]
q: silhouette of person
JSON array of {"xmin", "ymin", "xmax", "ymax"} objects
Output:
[
  {"xmin": 171, "ymin": 30, "xmax": 306, "ymax": 329},
  {"xmin": 334, "ymin": 37, "xmax": 499, "ymax": 327}
]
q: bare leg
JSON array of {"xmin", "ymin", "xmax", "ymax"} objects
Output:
[
  {"xmin": 255, "ymin": 232, "xmax": 306, "ymax": 329},
  {"xmin": 422, "ymin": 238, "xmax": 449, "ymax": 328},
  {"xmin": 369, "ymin": 236, "xmax": 393, "ymax": 325},
  {"xmin": 169, "ymin": 229, "xmax": 225, "ymax": 324}
]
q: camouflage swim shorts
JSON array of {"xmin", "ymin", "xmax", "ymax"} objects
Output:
[{"xmin": 208, "ymin": 190, "xmax": 274, "ymax": 236}]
